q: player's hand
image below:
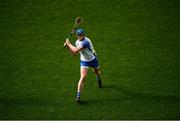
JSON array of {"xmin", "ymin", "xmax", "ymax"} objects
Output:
[
  {"xmin": 63, "ymin": 38, "xmax": 70, "ymax": 47},
  {"xmin": 64, "ymin": 41, "xmax": 67, "ymax": 47},
  {"xmin": 65, "ymin": 38, "xmax": 70, "ymax": 45}
]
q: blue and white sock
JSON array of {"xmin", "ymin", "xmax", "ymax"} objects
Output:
[{"xmin": 77, "ymin": 92, "xmax": 81, "ymax": 97}]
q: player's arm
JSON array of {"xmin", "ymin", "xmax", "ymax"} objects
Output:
[{"xmin": 64, "ymin": 39, "xmax": 84, "ymax": 55}]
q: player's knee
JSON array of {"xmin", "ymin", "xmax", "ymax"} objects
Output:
[
  {"xmin": 98, "ymin": 70, "xmax": 101, "ymax": 74},
  {"xmin": 80, "ymin": 74, "xmax": 86, "ymax": 80},
  {"xmin": 93, "ymin": 68, "xmax": 101, "ymax": 75}
]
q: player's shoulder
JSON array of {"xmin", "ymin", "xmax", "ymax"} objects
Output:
[
  {"xmin": 85, "ymin": 37, "xmax": 91, "ymax": 41},
  {"xmin": 82, "ymin": 37, "xmax": 91, "ymax": 44},
  {"xmin": 75, "ymin": 39, "xmax": 80, "ymax": 43},
  {"xmin": 75, "ymin": 39, "xmax": 80, "ymax": 46}
]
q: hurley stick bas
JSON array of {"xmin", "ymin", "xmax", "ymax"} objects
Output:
[{"xmin": 64, "ymin": 17, "xmax": 83, "ymax": 47}]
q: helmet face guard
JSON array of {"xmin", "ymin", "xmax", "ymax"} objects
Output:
[{"xmin": 76, "ymin": 29, "xmax": 85, "ymax": 36}]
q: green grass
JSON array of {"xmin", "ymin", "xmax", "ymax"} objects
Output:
[{"xmin": 0, "ymin": 0, "xmax": 180, "ymax": 119}]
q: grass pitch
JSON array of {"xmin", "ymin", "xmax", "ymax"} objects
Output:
[{"xmin": 0, "ymin": 0, "xmax": 180, "ymax": 119}]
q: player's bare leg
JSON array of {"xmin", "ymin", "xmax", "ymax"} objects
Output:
[
  {"xmin": 76, "ymin": 67, "xmax": 88, "ymax": 102},
  {"xmin": 92, "ymin": 68, "xmax": 102, "ymax": 88}
]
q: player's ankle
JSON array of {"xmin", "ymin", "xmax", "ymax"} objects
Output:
[{"xmin": 77, "ymin": 92, "xmax": 81, "ymax": 97}]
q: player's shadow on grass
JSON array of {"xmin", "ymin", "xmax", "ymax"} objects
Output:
[
  {"xmin": 76, "ymin": 101, "xmax": 88, "ymax": 105},
  {"xmin": 1, "ymin": 85, "xmax": 179, "ymax": 106},
  {"xmin": 82, "ymin": 85, "xmax": 180, "ymax": 104}
]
